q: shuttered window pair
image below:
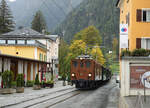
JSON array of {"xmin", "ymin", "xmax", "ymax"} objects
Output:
[
  {"xmin": 137, "ymin": 9, "xmax": 150, "ymax": 22},
  {"xmin": 136, "ymin": 38, "xmax": 150, "ymax": 49}
]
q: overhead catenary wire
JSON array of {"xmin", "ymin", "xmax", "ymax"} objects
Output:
[
  {"xmin": 41, "ymin": 0, "xmax": 61, "ymax": 23},
  {"xmin": 51, "ymin": 0, "xmax": 67, "ymax": 16}
]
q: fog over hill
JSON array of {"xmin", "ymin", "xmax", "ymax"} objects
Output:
[{"xmin": 5, "ymin": 0, "xmax": 82, "ymax": 30}]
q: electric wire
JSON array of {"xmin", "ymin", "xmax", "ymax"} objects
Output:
[
  {"xmin": 41, "ymin": 0, "xmax": 61, "ymax": 23},
  {"xmin": 51, "ymin": 0, "xmax": 67, "ymax": 16}
]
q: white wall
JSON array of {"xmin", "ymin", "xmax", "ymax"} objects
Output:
[{"xmin": 4, "ymin": 58, "xmax": 10, "ymax": 71}]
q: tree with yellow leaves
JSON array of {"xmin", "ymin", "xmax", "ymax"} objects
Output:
[
  {"xmin": 69, "ymin": 40, "xmax": 86, "ymax": 57},
  {"xmin": 91, "ymin": 47, "xmax": 105, "ymax": 65}
]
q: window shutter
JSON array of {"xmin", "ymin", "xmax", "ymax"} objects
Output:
[
  {"xmin": 136, "ymin": 38, "xmax": 141, "ymax": 49},
  {"xmin": 137, "ymin": 9, "xmax": 142, "ymax": 22}
]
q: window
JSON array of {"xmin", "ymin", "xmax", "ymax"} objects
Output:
[
  {"xmin": 8, "ymin": 40, "xmax": 16, "ymax": 44},
  {"xmin": 73, "ymin": 61, "xmax": 78, "ymax": 67},
  {"xmin": 126, "ymin": 13, "xmax": 130, "ymax": 25},
  {"xmin": 146, "ymin": 39, "xmax": 150, "ymax": 49},
  {"xmin": 39, "ymin": 53, "xmax": 42, "ymax": 60},
  {"xmin": 141, "ymin": 38, "xmax": 150, "ymax": 49},
  {"xmin": 142, "ymin": 10, "xmax": 150, "ymax": 22},
  {"xmin": 80, "ymin": 62, "xmax": 84, "ymax": 68},
  {"xmin": 86, "ymin": 61, "xmax": 91, "ymax": 68},
  {"xmin": 0, "ymin": 40, "xmax": 6, "ymax": 44},
  {"xmin": 17, "ymin": 40, "xmax": 25, "ymax": 44},
  {"xmin": 41, "ymin": 54, "xmax": 43, "ymax": 61},
  {"xmin": 44, "ymin": 55, "xmax": 47, "ymax": 61},
  {"xmin": 137, "ymin": 9, "xmax": 150, "ymax": 22},
  {"xmin": 27, "ymin": 40, "xmax": 35, "ymax": 44}
]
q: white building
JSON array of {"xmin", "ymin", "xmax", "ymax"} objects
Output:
[{"xmin": 37, "ymin": 35, "xmax": 60, "ymax": 81}]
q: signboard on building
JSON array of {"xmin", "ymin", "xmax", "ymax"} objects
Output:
[
  {"xmin": 141, "ymin": 71, "xmax": 150, "ymax": 88},
  {"xmin": 120, "ymin": 24, "xmax": 128, "ymax": 35},
  {"xmin": 130, "ymin": 66, "xmax": 150, "ymax": 89},
  {"xmin": 120, "ymin": 24, "xmax": 128, "ymax": 48},
  {"xmin": 120, "ymin": 35, "xmax": 128, "ymax": 48}
]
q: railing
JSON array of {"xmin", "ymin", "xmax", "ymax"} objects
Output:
[{"xmin": 134, "ymin": 92, "xmax": 143, "ymax": 108}]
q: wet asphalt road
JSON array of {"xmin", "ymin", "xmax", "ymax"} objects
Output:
[{"xmin": 50, "ymin": 77, "xmax": 120, "ymax": 108}]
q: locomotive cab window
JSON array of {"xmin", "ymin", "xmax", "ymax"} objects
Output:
[
  {"xmin": 80, "ymin": 62, "xmax": 84, "ymax": 68},
  {"xmin": 85, "ymin": 61, "xmax": 91, "ymax": 68},
  {"xmin": 73, "ymin": 61, "xmax": 78, "ymax": 67}
]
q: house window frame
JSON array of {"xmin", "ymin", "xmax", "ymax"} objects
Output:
[
  {"xmin": 8, "ymin": 40, "xmax": 16, "ymax": 45},
  {"xmin": 141, "ymin": 37, "xmax": 150, "ymax": 49},
  {"xmin": 142, "ymin": 8, "xmax": 150, "ymax": 22}
]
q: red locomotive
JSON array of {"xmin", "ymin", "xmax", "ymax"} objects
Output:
[{"xmin": 71, "ymin": 55, "xmax": 111, "ymax": 89}]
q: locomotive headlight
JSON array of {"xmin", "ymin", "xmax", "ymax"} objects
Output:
[
  {"xmin": 88, "ymin": 73, "xmax": 92, "ymax": 77},
  {"xmin": 72, "ymin": 74, "xmax": 75, "ymax": 77}
]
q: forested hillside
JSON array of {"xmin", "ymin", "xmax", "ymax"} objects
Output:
[
  {"xmin": 6, "ymin": 0, "xmax": 82, "ymax": 29},
  {"xmin": 54, "ymin": 0, "xmax": 119, "ymax": 50}
]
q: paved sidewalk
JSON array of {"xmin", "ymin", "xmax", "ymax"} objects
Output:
[
  {"xmin": 119, "ymin": 96, "xmax": 150, "ymax": 108},
  {"xmin": 0, "ymin": 81, "xmax": 74, "ymax": 107}
]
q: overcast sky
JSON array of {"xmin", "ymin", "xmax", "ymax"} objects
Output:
[{"xmin": 8, "ymin": 0, "xmax": 16, "ymax": 2}]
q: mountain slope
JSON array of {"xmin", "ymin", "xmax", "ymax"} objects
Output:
[
  {"xmin": 6, "ymin": 0, "xmax": 82, "ymax": 29},
  {"xmin": 54, "ymin": 0, "xmax": 119, "ymax": 49}
]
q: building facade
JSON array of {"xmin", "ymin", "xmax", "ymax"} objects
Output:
[
  {"xmin": 37, "ymin": 35, "xmax": 60, "ymax": 81},
  {"xmin": 117, "ymin": 0, "xmax": 150, "ymax": 96},
  {"xmin": 0, "ymin": 28, "xmax": 52, "ymax": 88},
  {"xmin": 117, "ymin": 0, "xmax": 150, "ymax": 50}
]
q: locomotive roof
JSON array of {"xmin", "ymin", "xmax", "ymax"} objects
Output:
[{"xmin": 76, "ymin": 54, "xmax": 93, "ymax": 59}]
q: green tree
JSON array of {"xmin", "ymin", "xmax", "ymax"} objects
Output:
[
  {"xmin": 0, "ymin": 0, "xmax": 15, "ymax": 34},
  {"xmin": 74, "ymin": 26, "xmax": 102, "ymax": 46},
  {"xmin": 59, "ymin": 39, "xmax": 69, "ymax": 79},
  {"xmin": 31, "ymin": 10, "xmax": 47, "ymax": 33}
]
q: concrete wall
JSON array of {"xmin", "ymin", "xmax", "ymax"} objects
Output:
[{"xmin": 121, "ymin": 57, "xmax": 150, "ymax": 96}]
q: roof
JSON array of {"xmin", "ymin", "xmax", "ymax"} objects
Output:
[
  {"xmin": 116, "ymin": 0, "xmax": 120, "ymax": 7},
  {"xmin": 0, "ymin": 28, "xmax": 52, "ymax": 39},
  {"xmin": 46, "ymin": 35, "xmax": 59, "ymax": 41},
  {"xmin": 0, "ymin": 54, "xmax": 51, "ymax": 64},
  {"xmin": 2, "ymin": 28, "xmax": 43, "ymax": 36}
]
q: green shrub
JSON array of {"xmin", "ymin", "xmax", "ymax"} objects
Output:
[
  {"xmin": 41, "ymin": 80, "xmax": 45, "ymax": 85},
  {"xmin": 120, "ymin": 50, "xmax": 131, "ymax": 57},
  {"xmin": 16, "ymin": 74, "xmax": 24, "ymax": 87},
  {"xmin": 34, "ymin": 74, "xmax": 40, "ymax": 85},
  {"xmin": 2, "ymin": 70, "xmax": 14, "ymax": 88},
  {"xmin": 26, "ymin": 80, "xmax": 34, "ymax": 87},
  {"xmin": 11, "ymin": 81, "xmax": 16, "ymax": 88},
  {"xmin": 47, "ymin": 80, "xmax": 54, "ymax": 84},
  {"xmin": 132, "ymin": 49, "xmax": 150, "ymax": 56}
]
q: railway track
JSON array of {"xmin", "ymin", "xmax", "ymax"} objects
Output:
[{"xmin": 4, "ymin": 88, "xmax": 79, "ymax": 108}]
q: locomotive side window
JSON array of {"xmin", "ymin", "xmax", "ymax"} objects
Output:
[
  {"xmin": 86, "ymin": 61, "xmax": 90, "ymax": 68},
  {"xmin": 80, "ymin": 62, "xmax": 84, "ymax": 68},
  {"xmin": 73, "ymin": 61, "xmax": 78, "ymax": 67}
]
